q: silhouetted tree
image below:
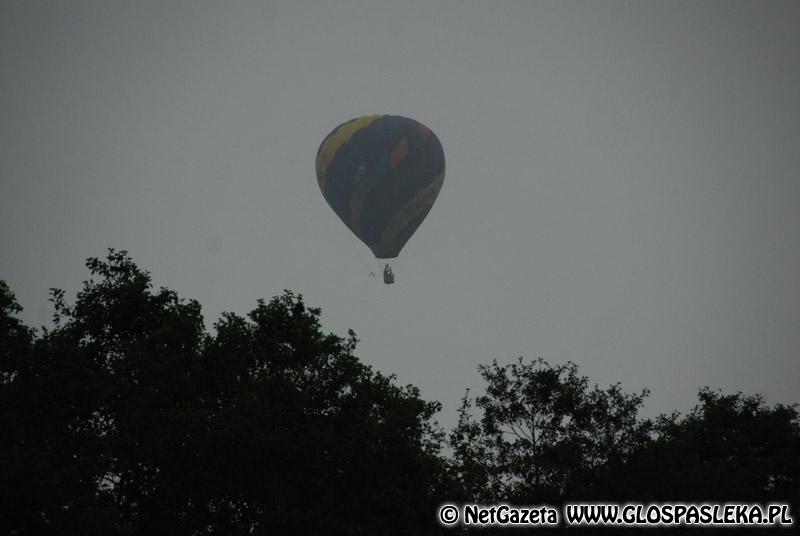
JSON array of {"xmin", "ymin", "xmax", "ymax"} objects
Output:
[
  {"xmin": 1, "ymin": 250, "xmax": 450, "ymax": 535},
  {"xmin": 3, "ymin": 251, "xmax": 798, "ymax": 535},
  {"xmin": 450, "ymin": 358, "xmax": 799, "ymax": 534},
  {"xmin": 449, "ymin": 358, "xmax": 652, "ymax": 503},
  {"xmin": 624, "ymin": 388, "xmax": 800, "ymax": 504}
]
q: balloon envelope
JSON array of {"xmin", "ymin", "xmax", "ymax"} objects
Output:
[{"xmin": 316, "ymin": 115, "xmax": 445, "ymax": 259}]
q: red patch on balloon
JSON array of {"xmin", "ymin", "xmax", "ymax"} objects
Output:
[{"xmin": 389, "ymin": 137, "xmax": 409, "ymax": 169}]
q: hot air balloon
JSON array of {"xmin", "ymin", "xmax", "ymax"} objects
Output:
[{"xmin": 315, "ymin": 115, "xmax": 445, "ymax": 284}]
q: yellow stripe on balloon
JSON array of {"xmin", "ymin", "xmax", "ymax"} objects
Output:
[
  {"xmin": 380, "ymin": 170, "xmax": 445, "ymax": 246},
  {"xmin": 316, "ymin": 115, "xmax": 383, "ymax": 194}
]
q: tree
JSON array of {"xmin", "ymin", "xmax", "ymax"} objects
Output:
[
  {"xmin": 626, "ymin": 388, "xmax": 800, "ymax": 504},
  {"xmin": 450, "ymin": 357, "xmax": 799, "ymax": 534},
  {"xmin": 449, "ymin": 358, "xmax": 652, "ymax": 503},
  {"xmin": 1, "ymin": 250, "xmax": 450, "ymax": 535},
  {"xmin": 2, "ymin": 278, "xmax": 118, "ymax": 534},
  {"xmin": 4, "ymin": 250, "xmax": 798, "ymax": 535}
]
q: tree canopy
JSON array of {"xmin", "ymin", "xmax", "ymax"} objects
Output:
[
  {"xmin": 1, "ymin": 250, "xmax": 448, "ymax": 535},
  {"xmin": 2, "ymin": 250, "xmax": 797, "ymax": 534},
  {"xmin": 449, "ymin": 358, "xmax": 653, "ymax": 503}
]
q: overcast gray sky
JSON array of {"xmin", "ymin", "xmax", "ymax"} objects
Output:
[{"xmin": 2, "ymin": 0, "xmax": 798, "ymax": 428}]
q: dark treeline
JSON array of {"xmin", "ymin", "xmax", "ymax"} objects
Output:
[{"xmin": 1, "ymin": 251, "xmax": 798, "ymax": 535}]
